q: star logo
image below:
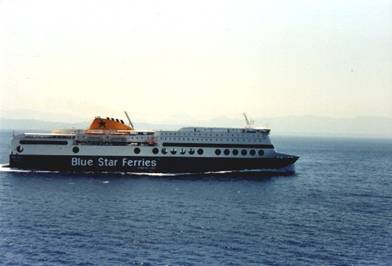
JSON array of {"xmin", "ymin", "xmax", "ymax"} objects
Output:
[{"xmin": 98, "ymin": 119, "xmax": 106, "ymax": 128}]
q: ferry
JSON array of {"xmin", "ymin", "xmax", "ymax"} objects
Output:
[{"xmin": 8, "ymin": 113, "xmax": 299, "ymax": 174}]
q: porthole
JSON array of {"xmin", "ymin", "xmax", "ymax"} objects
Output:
[
  {"xmin": 171, "ymin": 148, "xmax": 177, "ymax": 155},
  {"xmin": 162, "ymin": 148, "xmax": 168, "ymax": 154},
  {"xmin": 224, "ymin": 149, "xmax": 230, "ymax": 155},
  {"xmin": 197, "ymin": 149, "xmax": 203, "ymax": 155},
  {"xmin": 134, "ymin": 147, "xmax": 141, "ymax": 154},
  {"xmin": 241, "ymin": 149, "xmax": 247, "ymax": 156},
  {"xmin": 180, "ymin": 148, "xmax": 186, "ymax": 155},
  {"xmin": 16, "ymin": 145, "xmax": 24, "ymax": 153},
  {"xmin": 232, "ymin": 149, "xmax": 238, "ymax": 156},
  {"xmin": 152, "ymin": 148, "xmax": 159, "ymax": 154},
  {"xmin": 72, "ymin": 146, "xmax": 80, "ymax": 153},
  {"xmin": 258, "ymin": 150, "xmax": 264, "ymax": 156},
  {"xmin": 250, "ymin": 150, "xmax": 256, "ymax": 156},
  {"xmin": 215, "ymin": 149, "xmax": 221, "ymax": 155},
  {"xmin": 189, "ymin": 148, "xmax": 195, "ymax": 155}
]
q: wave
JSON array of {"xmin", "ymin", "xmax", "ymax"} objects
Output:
[{"xmin": 0, "ymin": 163, "xmax": 295, "ymax": 177}]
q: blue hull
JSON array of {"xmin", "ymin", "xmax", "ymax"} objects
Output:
[{"xmin": 9, "ymin": 154, "xmax": 299, "ymax": 174}]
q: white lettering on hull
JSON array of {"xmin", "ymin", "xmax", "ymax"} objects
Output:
[
  {"xmin": 72, "ymin": 157, "xmax": 93, "ymax": 166},
  {"xmin": 121, "ymin": 158, "xmax": 157, "ymax": 167},
  {"xmin": 71, "ymin": 157, "xmax": 157, "ymax": 169},
  {"xmin": 98, "ymin": 157, "xmax": 118, "ymax": 167}
]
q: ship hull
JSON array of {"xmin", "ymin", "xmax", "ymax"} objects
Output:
[{"xmin": 9, "ymin": 154, "xmax": 298, "ymax": 174}]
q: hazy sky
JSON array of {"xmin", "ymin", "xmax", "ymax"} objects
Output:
[{"xmin": 0, "ymin": 0, "xmax": 391, "ymax": 123}]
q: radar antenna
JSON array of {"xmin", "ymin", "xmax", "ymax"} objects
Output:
[
  {"xmin": 124, "ymin": 111, "xmax": 135, "ymax": 129},
  {"xmin": 242, "ymin": 113, "xmax": 255, "ymax": 128}
]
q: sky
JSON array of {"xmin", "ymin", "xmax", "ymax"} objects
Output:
[{"xmin": 0, "ymin": 0, "xmax": 391, "ymax": 123}]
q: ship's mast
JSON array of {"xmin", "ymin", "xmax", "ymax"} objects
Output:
[
  {"xmin": 124, "ymin": 111, "xmax": 135, "ymax": 129},
  {"xmin": 243, "ymin": 113, "xmax": 255, "ymax": 128}
]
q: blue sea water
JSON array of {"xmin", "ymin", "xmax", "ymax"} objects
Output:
[{"xmin": 0, "ymin": 130, "xmax": 391, "ymax": 265}]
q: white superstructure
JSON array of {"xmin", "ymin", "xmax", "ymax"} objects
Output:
[{"xmin": 11, "ymin": 126, "xmax": 275, "ymax": 158}]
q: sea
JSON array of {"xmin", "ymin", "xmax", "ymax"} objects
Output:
[{"xmin": 0, "ymin": 130, "xmax": 391, "ymax": 266}]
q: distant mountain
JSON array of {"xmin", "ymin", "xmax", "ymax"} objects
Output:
[
  {"xmin": 259, "ymin": 116, "xmax": 392, "ymax": 138},
  {"xmin": 0, "ymin": 118, "xmax": 88, "ymax": 131},
  {"xmin": 0, "ymin": 116, "xmax": 391, "ymax": 139},
  {"xmin": 0, "ymin": 118, "xmax": 180, "ymax": 131}
]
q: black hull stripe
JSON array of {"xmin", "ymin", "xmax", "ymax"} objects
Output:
[
  {"xmin": 19, "ymin": 140, "xmax": 68, "ymax": 145},
  {"xmin": 9, "ymin": 155, "xmax": 297, "ymax": 173},
  {"xmin": 162, "ymin": 143, "xmax": 274, "ymax": 149}
]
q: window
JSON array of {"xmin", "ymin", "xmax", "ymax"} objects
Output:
[
  {"xmin": 134, "ymin": 147, "xmax": 141, "ymax": 154},
  {"xmin": 189, "ymin": 148, "xmax": 195, "ymax": 155},
  {"xmin": 250, "ymin": 150, "xmax": 256, "ymax": 156},
  {"xmin": 224, "ymin": 149, "xmax": 230, "ymax": 155},
  {"xmin": 258, "ymin": 150, "xmax": 264, "ymax": 156},
  {"xmin": 232, "ymin": 149, "xmax": 238, "ymax": 156},
  {"xmin": 180, "ymin": 148, "xmax": 186, "ymax": 155},
  {"xmin": 171, "ymin": 149, "xmax": 177, "ymax": 155},
  {"xmin": 162, "ymin": 148, "xmax": 168, "ymax": 154},
  {"xmin": 72, "ymin": 146, "xmax": 80, "ymax": 153},
  {"xmin": 241, "ymin": 149, "xmax": 247, "ymax": 156},
  {"xmin": 215, "ymin": 149, "xmax": 221, "ymax": 155},
  {"xmin": 152, "ymin": 148, "xmax": 159, "ymax": 154},
  {"xmin": 197, "ymin": 149, "xmax": 203, "ymax": 155},
  {"xmin": 16, "ymin": 145, "xmax": 24, "ymax": 153},
  {"xmin": 20, "ymin": 140, "xmax": 68, "ymax": 145}
]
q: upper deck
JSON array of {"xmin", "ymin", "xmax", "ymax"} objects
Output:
[
  {"xmin": 12, "ymin": 113, "xmax": 274, "ymax": 149},
  {"xmin": 13, "ymin": 124, "xmax": 273, "ymax": 148},
  {"xmin": 178, "ymin": 127, "xmax": 270, "ymax": 134}
]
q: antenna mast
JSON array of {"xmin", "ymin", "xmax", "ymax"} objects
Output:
[
  {"xmin": 242, "ymin": 113, "xmax": 254, "ymax": 128},
  {"xmin": 124, "ymin": 111, "xmax": 135, "ymax": 129}
]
